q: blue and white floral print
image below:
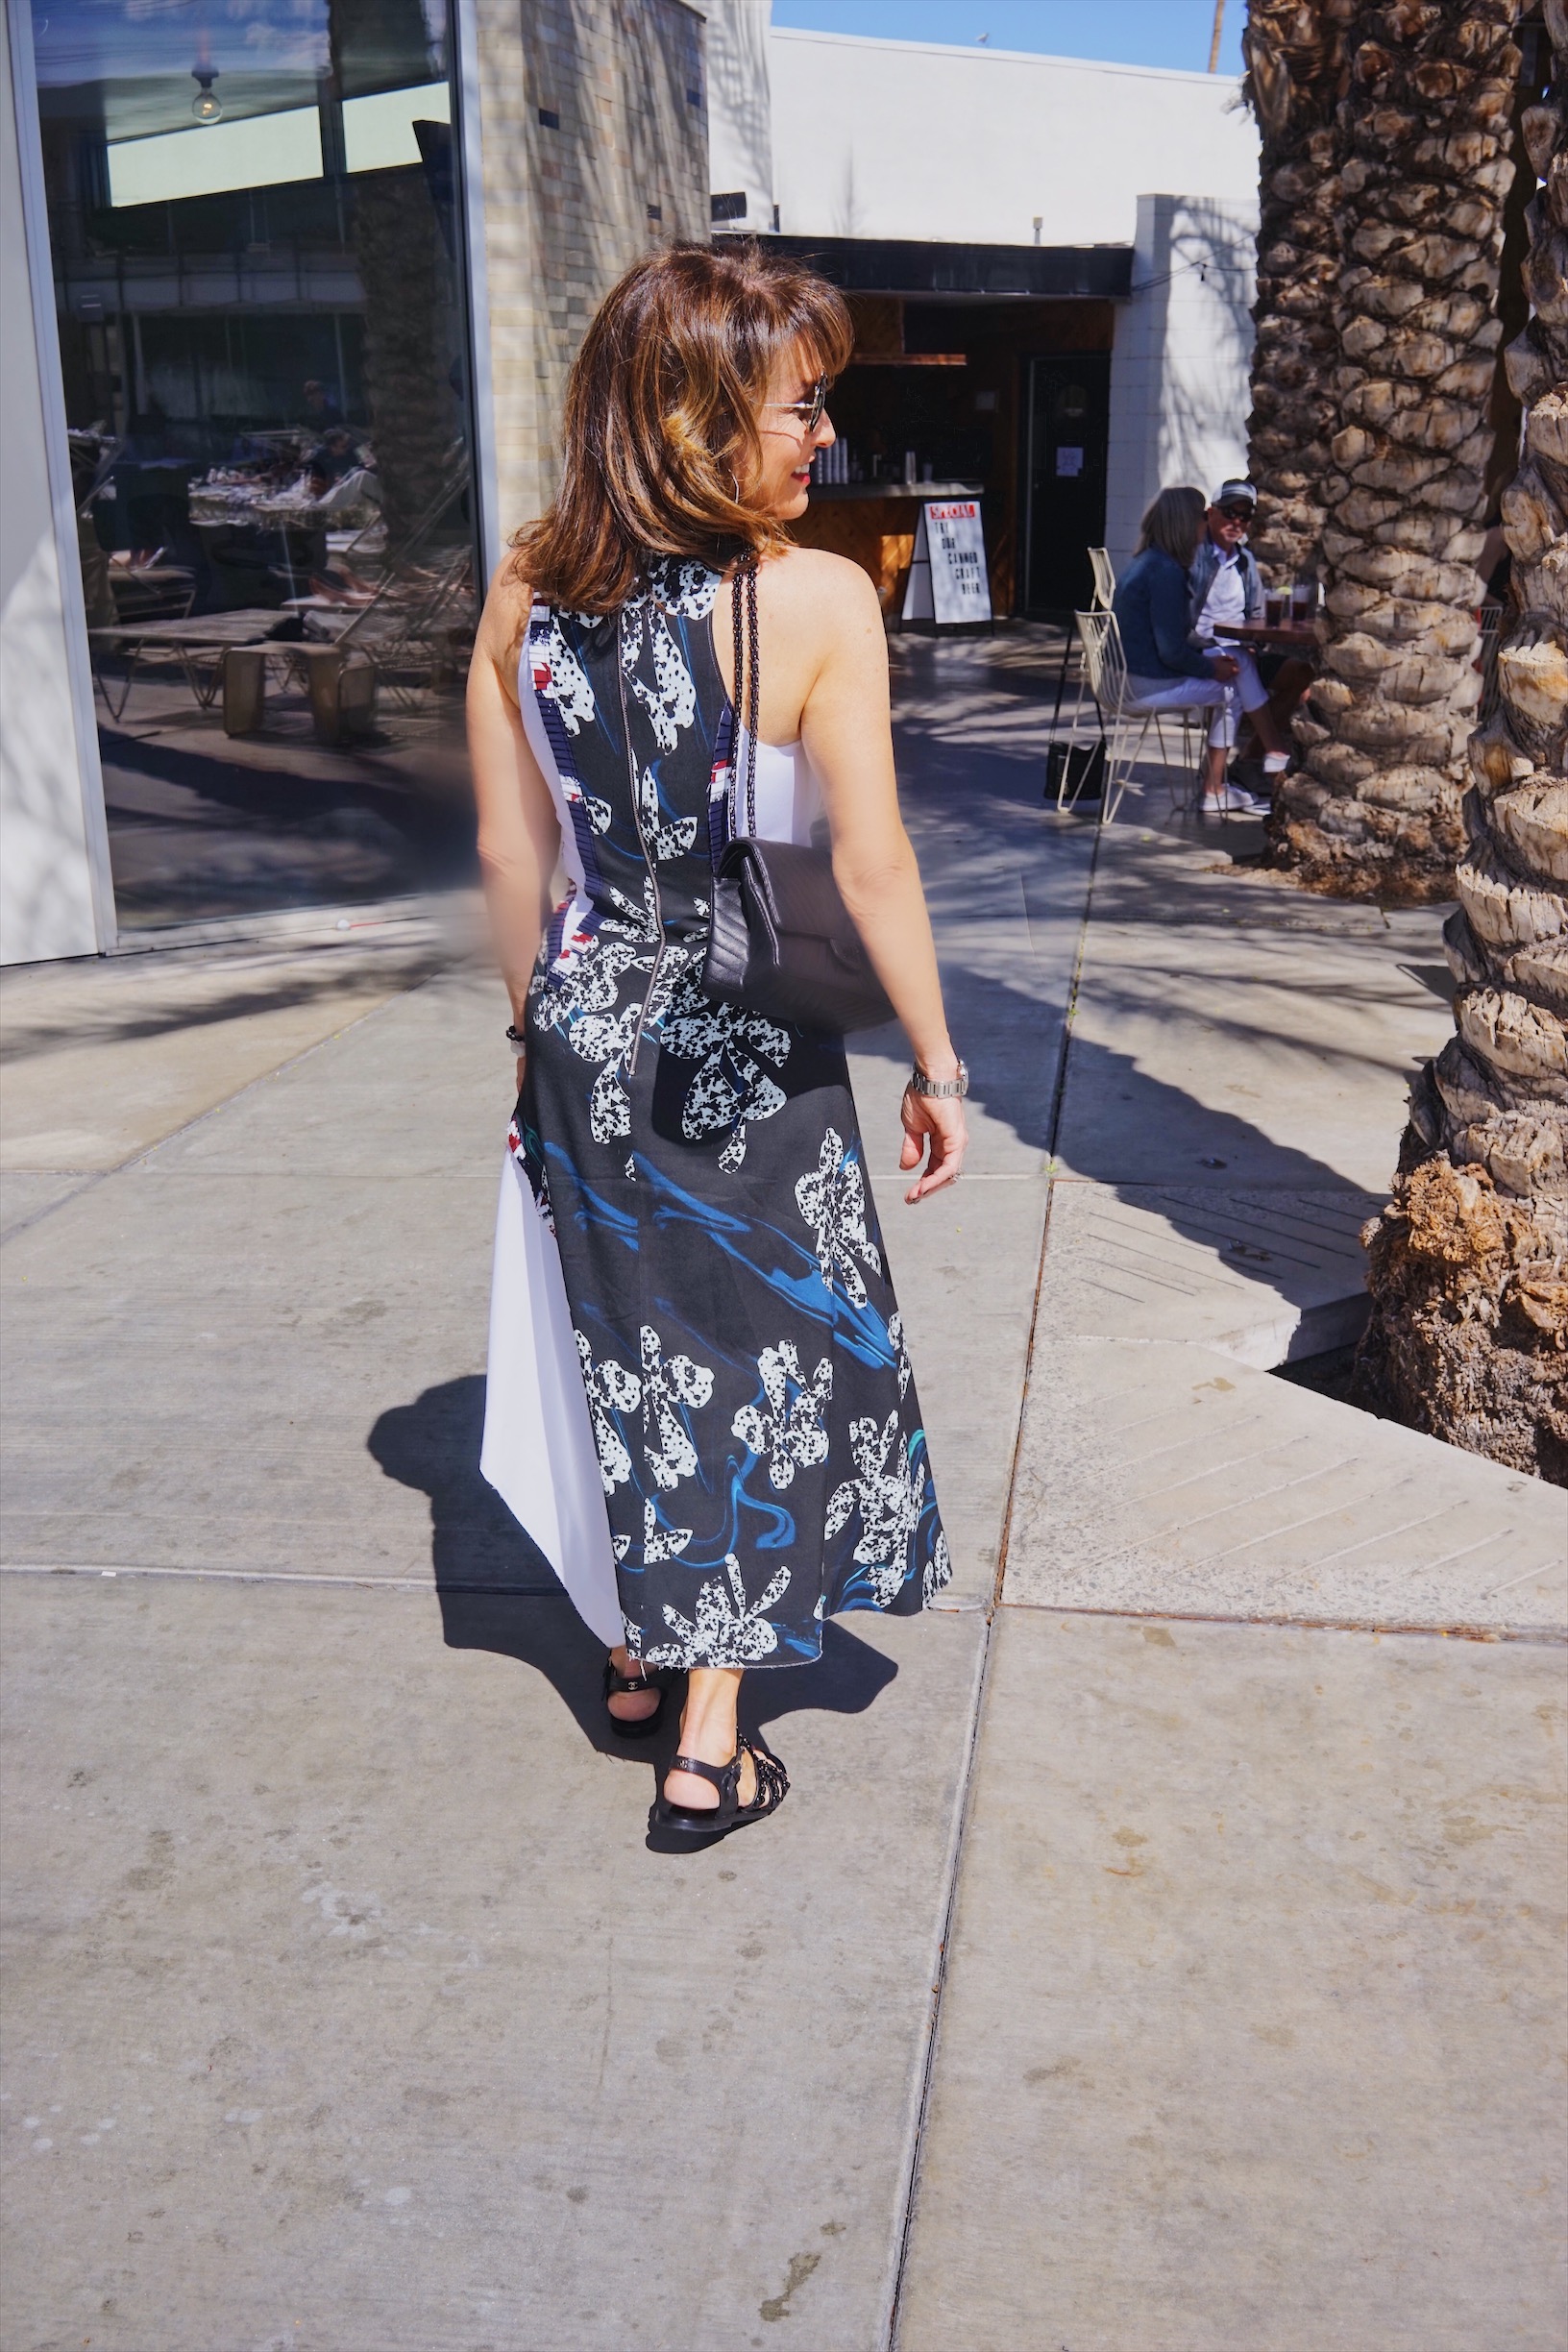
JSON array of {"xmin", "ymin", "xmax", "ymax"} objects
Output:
[
  {"xmin": 576, "ymin": 1329, "xmax": 640, "ymax": 1495},
  {"xmin": 660, "ymin": 964, "xmax": 792, "ymax": 1170},
  {"xmin": 732, "ymin": 1341, "xmax": 834, "ymax": 1491},
  {"xmin": 622, "ymin": 600, "xmax": 698, "ymax": 751},
  {"xmin": 639, "ymin": 1324, "xmax": 715, "ymax": 1489},
  {"xmin": 826, "ymin": 1412, "xmax": 931, "ymax": 1606},
  {"xmin": 644, "ymin": 1554, "xmax": 794, "ymax": 1669},
  {"xmin": 796, "ymin": 1127, "xmax": 883, "ymax": 1306},
  {"xmin": 517, "ymin": 557, "xmax": 949, "ymax": 1668}
]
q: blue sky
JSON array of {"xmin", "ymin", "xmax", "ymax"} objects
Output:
[{"xmin": 768, "ymin": 1, "xmax": 1245, "ymax": 79}]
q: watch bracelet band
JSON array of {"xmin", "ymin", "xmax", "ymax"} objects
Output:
[
  {"xmin": 909, "ymin": 1059, "xmax": 968, "ymax": 1099},
  {"xmin": 505, "ymin": 1022, "xmax": 525, "ymax": 1051}
]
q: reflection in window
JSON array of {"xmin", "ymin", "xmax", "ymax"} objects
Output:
[{"xmin": 33, "ymin": 0, "xmax": 479, "ymax": 929}]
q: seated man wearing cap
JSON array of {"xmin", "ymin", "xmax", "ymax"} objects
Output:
[{"xmin": 1187, "ymin": 479, "xmax": 1291, "ymax": 815}]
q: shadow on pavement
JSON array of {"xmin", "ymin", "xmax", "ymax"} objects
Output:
[
  {"xmin": 853, "ymin": 961, "xmax": 1358, "ymax": 1184},
  {"xmin": 0, "ymin": 950, "xmax": 451, "ymax": 1066},
  {"xmin": 367, "ymin": 1375, "xmax": 898, "ymax": 1770}
]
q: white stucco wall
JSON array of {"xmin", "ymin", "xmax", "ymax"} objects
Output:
[
  {"xmin": 768, "ymin": 29, "xmax": 1259, "ymax": 249},
  {"xmin": 1105, "ymin": 192, "xmax": 1260, "ymax": 577},
  {"xmin": 705, "ymin": 0, "xmax": 774, "ymax": 232},
  {"xmin": 2, "ymin": 10, "xmax": 112, "ymax": 965}
]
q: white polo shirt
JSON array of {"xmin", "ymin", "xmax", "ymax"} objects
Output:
[{"xmin": 1196, "ymin": 549, "xmax": 1248, "ymax": 641}]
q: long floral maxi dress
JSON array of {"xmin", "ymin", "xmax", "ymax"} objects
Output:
[{"xmin": 511, "ymin": 556, "xmax": 950, "ymax": 1669}]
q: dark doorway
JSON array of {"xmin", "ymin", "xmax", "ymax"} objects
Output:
[{"xmin": 1020, "ymin": 352, "xmax": 1110, "ymax": 620}]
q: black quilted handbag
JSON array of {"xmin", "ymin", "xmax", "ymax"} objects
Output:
[{"xmin": 701, "ymin": 561, "xmax": 894, "ymax": 1034}]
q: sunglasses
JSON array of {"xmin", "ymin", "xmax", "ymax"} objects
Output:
[
  {"xmin": 1217, "ymin": 502, "xmax": 1255, "ymax": 523},
  {"xmin": 766, "ymin": 374, "xmax": 829, "ymax": 432}
]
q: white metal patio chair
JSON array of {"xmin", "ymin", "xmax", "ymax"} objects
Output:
[
  {"xmin": 1041, "ymin": 550, "xmax": 1113, "ymax": 735},
  {"xmin": 1071, "ymin": 609, "xmax": 1213, "ymax": 822},
  {"xmin": 1070, "ymin": 609, "xmax": 1143, "ymax": 820}
]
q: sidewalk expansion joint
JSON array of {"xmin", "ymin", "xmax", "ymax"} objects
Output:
[
  {"xmin": 995, "ymin": 1596, "xmax": 1566, "ymax": 1647},
  {"xmin": 882, "ymin": 1606, "xmax": 993, "ymax": 2352},
  {"xmin": 992, "ymin": 799, "xmax": 1107, "ymax": 1615},
  {"xmin": 0, "ymin": 1561, "xmax": 467, "ymax": 1594},
  {"xmin": 882, "ymin": 781, "xmax": 1108, "ymax": 2344}
]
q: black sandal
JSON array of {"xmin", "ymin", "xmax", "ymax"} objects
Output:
[
  {"xmin": 649, "ymin": 1734, "xmax": 789, "ymax": 1839},
  {"xmin": 601, "ymin": 1656, "xmax": 668, "ymax": 1740}
]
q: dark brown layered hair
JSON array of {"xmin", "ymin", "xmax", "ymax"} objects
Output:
[{"xmin": 510, "ymin": 242, "xmax": 854, "ymax": 613}]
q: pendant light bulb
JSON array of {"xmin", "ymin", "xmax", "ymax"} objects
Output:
[{"xmin": 191, "ymin": 68, "xmax": 222, "ymax": 124}]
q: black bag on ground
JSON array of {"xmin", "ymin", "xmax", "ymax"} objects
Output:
[
  {"xmin": 702, "ymin": 560, "xmax": 895, "ymax": 1035},
  {"xmin": 1045, "ymin": 737, "xmax": 1106, "ymax": 803}
]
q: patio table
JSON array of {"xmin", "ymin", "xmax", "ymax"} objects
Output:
[
  {"xmin": 1224, "ymin": 619, "xmax": 1319, "ymax": 656},
  {"xmin": 87, "ymin": 609, "xmax": 293, "ymax": 721},
  {"xmin": 107, "ymin": 563, "xmax": 197, "ymax": 620},
  {"xmin": 220, "ymin": 637, "xmax": 377, "ymax": 746}
]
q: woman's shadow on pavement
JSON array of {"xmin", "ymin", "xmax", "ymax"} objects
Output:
[{"xmin": 366, "ymin": 1376, "xmax": 897, "ymax": 1772}]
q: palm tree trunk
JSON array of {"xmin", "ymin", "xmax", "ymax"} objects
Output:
[
  {"xmin": 1359, "ymin": 4, "xmax": 1568, "ymax": 1482},
  {"xmin": 1243, "ymin": 1, "xmax": 1350, "ymax": 586},
  {"xmin": 1273, "ymin": 2, "xmax": 1525, "ymax": 901}
]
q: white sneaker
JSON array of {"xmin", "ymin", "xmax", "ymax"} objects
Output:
[{"xmin": 1201, "ymin": 785, "xmax": 1271, "ymax": 818}]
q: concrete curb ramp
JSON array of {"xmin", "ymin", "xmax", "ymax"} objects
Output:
[
  {"xmin": 1039, "ymin": 1180, "xmax": 1383, "ymax": 1365},
  {"xmin": 1007, "ymin": 1335, "xmax": 1566, "ymax": 1639}
]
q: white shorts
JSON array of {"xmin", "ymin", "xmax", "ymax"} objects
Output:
[{"xmin": 1126, "ymin": 648, "xmax": 1268, "ymax": 749}]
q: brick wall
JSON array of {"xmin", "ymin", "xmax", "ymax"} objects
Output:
[{"xmin": 473, "ymin": 0, "xmax": 710, "ymax": 547}]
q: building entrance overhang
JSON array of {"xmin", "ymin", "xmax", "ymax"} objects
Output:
[{"xmin": 734, "ymin": 233, "xmax": 1133, "ymax": 302}]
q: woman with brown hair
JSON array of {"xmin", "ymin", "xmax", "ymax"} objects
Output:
[{"xmin": 468, "ymin": 242, "xmax": 967, "ymax": 1840}]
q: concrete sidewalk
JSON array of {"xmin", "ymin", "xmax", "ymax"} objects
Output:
[
  {"xmin": 2, "ymin": 635, "xmax": 1563, "ymax": 2350},
  {"xmin": 892, "ymin": 731, "xmax": 1566, "ymax": 2352}
]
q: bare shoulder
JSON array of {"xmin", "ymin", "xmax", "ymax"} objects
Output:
[
  {"xmin": 481, "ymin": 553, "xmax": 532, "ymax": 628},
  {"xmin": 475, "ymin": 555, "xmax": 533, "ymax": 687},
  {"xmin": 761, "ymin": 544, "xmax": 884, "ymax": 648}
]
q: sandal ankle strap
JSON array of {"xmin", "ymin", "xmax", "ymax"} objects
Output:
[{"xmin": 669, "ymin": 1751, "xmax": 737, "ymax": 1790}]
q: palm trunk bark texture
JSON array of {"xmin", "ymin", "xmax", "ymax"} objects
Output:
[
  {"xmin": 1271, "ymin": 1, "xmax": 1524, "ymax": 901},
  {"xmin": 1359, "ymin": 2, "xmax": 1568, "ymax": 1482},
  {"xmin": 1243, "ymin": 1, "xmax": 1353, "ymax": 585}
]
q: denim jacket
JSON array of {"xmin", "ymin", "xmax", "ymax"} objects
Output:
[
  {"xmin": 1113, "ymin": 547, "xmax": 1212, "ymax": 682},
  {"xmin": 1188, "ymin": 534, "xmax": 1263, "ymax": 631}
]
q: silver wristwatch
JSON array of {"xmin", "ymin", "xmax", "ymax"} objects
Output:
[{"xmin": 908, "ymin": 1059, "xmax": 968, "ymax": 1100}]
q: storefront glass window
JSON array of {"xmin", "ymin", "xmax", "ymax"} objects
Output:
[{"xmin": 30, "ymin": 0, "xmax": 479, "ymax": 929}]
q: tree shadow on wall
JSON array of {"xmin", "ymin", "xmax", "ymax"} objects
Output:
[{"xmin": 366, "ymin": 1375, "xmax": 897, "ymax": 1769}]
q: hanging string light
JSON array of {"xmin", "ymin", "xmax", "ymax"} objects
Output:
[{"xmin": 191, "ymin": 33, "xmax": 221, "ymax": 123}]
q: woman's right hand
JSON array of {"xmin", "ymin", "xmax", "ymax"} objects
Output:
[
  {"xmin": 1208, "ymin": 651, "xmax": 1239, "ymax": 683},
  {"xmin": 899, "ymin": 1087, "xmax": 968, "ymax": 1203}
]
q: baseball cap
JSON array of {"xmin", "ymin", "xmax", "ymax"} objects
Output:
[{"xmin": 1213, "ymin": 478, "xmax": 1257, "ymax": 508}]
